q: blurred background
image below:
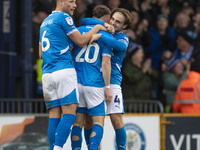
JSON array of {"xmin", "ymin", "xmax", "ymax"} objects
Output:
[
  {"xmin": 1, "ymin": 1, "xmax": 200, "ymax": 150},
  {"xmin": 1, "ymin": 0, "xmax": 200, "ymax": 113}
]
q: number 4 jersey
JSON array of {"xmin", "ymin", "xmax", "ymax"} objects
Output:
[
  {"xmin": 72, "ymin": 25, "xmax": 113, "ymax": 88},
  {"xmin": 39, "ymin": 11, "xmax": 77, "ymax": 74}
]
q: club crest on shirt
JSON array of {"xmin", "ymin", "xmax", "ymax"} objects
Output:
[{"xmin": 65, "ymin": 17, "xmax": 73, "ymax": 25}]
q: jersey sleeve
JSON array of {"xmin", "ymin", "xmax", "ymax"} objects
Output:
[
  {"xmin": 81, "ymin": 18, "xmax": 105, "ymax": 26},
  {"xmin": 101, "ymin": 32, "xmax": 112, "ymax": 57},
  {"xmin": 99, "ymin": 34, "xmax": 127, "ymax": 51},
  {"xmin": 60, "ymin": 13, "xmax": 77, "ymax": 35}
]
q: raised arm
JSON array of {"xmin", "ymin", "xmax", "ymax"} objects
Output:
[
  {"xmin": 68, "ymin": 24, "xmax": 106, "ymax": 47},
  {"xmin": 82, "ymin": 18, "xmax": 115, "ymax": 34},
  {"xmin": 90, "ymin": 34, "xmax": 127, "ymax": 51},
  {"xmin": 82, "ymin": 18, "xmax": 105, "ymax": 26}
]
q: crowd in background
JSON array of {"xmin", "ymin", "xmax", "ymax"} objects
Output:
[{"xmin": 32, "ymin": 0, "xmax": 200, "ymax": 113}]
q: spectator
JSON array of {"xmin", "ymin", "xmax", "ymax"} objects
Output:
[
  {"xmin": 162, "ymin": 59, "xmax": 187, "ymax": 112},
  {"xmin": 174, "ymin": 12, "xmax": 194, "ymax": 33},
  {"xmin": 85, "ymin": 0, "xmax": 103, "ymax": 17},
  {"xmin": 122, "ymin": 43, "xmax": 158, "ymax": 100},
  {"xmin": 193, "ymin": 13, "xmax": 200, "ymax": 34},
  {"xmin": 32, "ymin": 1, "xmax": 51, "ymax": 97},
  {"xmin": 173, "ymin": 50, "xmax": 200, "ymax": 114},
  {"xmin": 165, "ymin": 29, "xmax": 197, "ymax": 70},
  {"xmin": 73, "ymin": 0, "xmax": 88, "ymax": 27},
  {"xmin": 148, "ymin": 0, "xmax": 171, "ymax": 26},
  {"xmin": 123, "ymin": 8, "xmax": 151, "ymax": 46},
  {"xmin": 144, "ymin": 14, "xmax": 176, "ymax": 71},
  {"xmin": 103, "ymin": 0, "xmax": 121, "ymax": 10}
]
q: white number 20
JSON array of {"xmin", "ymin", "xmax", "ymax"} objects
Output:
[
  {"xmin": 42, "ymin": 30, "xmax": 50, "ymax": 52},
  {"xmin": 75, "ymin": 43, "xmax": 99, "ymax": 63}
]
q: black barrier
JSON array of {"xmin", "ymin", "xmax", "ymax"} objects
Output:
[
  {"xmin": 165, "ymin": 115, "xmax": 200, "ymax": 150},
  {"xmin": 0, "ymin": 98, "xmax": 164, "ymax": 114}
]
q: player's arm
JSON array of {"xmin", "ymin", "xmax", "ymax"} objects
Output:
[
  {"xmin": 82, "ymin": 18, "xmax": 115, "ymax": 34},
  {"xmin": 68, "ymin": 24, "xmax": 106, "ymax": 47},
  {"xmin": 39, "ymin": 43, "xmax": 42, "ymax": 59},
  {"xmin": 90, "ymin": 34, "xmax": 127, "ymax": 51},
  {"xmin": 102, "ymin": 55, "xmax": 112, "ymax": 101},
  {"xmin": 82, "ymin": 18, "xmax": 104, "ymax": 26}
]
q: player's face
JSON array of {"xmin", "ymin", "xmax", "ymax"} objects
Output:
[
  {"xmin": 62, "ymin": 0, "xmax": 77, "ymax": 16},
  {"xmin": 109, "ymin": 12, "xmax": 126, "ymax": 32}
]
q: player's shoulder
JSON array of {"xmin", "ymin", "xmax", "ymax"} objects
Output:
[
  {"xmin": 116, "ymin": 32, "xmax": 127, "ymax": 38},
  {"xmin": 78, "ymin": 25, "xmax": 93, "ymax": 34},
  {"xmin": 59, "ymin": 11, "xmax": 71, "ymax": 17},
  {"xmin": 115, "ymin": 32, "xmax": 129, "ymax": 41},
  {"xmin": 99, "ymin": 30, "xmax": 113, "ymax": 38},
  {"xmin": 55, "ymin": 11, "xmax": 72, "ymax": 21}
]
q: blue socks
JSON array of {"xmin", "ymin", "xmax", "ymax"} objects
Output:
[
  {"xmin": 48, "ymin": 118, "xmax": 60, "ymax": 150},
  {"xmin": 89, "ymin": 124, "xmax": 103, "ymax": 150},
  {"xmin": 71, "ymin": 126, "xmax": 82, "ymax": 150},
  {"xmin": 115, "ymin": 127, "xmax": 127, "ymax": 150},
  {"xmin": 84, "ymin": 128, "xmax": 92, "ymax": 148},
  {"xmin": 54, "ymin": 114, "xmax": 76, "ymax": 148}
]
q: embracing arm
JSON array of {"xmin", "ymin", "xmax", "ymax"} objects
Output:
[
  {"xmin": 68, "ymin": 24, "xmax": 106, "ymax": 47},
  {"xmin": 90, "ymin": 34, "xmax": 127, "ymax": 51},
  {"xmin": 100, "ymin": 34, "xmax": 127, "ymax": 51},
  {"xmin": 81, "ymin": 18, "xmax": 105, "ymax": 26},
  {"xmin": 82, "ymin": 18, "xmax": 115, "ymax": 34}
]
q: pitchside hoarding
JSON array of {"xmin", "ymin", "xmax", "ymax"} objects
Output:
[
  {"xmin": 0, "ymin": 115, "xmax": 49, "ymax": 150},
  {"xmin": 165, "ymin": 115, "xmax": 200, "ymax": 150},
  {"xmin": 101, "ymin": 115, "xmax": 160, "ymax": 150},
  {"xmin": 0, "ymin": 114, "xmax": 160, "ymax": 150}
]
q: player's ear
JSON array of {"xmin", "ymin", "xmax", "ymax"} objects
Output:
[{"xmin": 122, "ymin": 24, "xmax": 128, "ymax": 30}]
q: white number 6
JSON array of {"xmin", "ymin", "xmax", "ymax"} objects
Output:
[{"xmin": 42, "ymin": 30, "xmax": 50, "ymax": 52}]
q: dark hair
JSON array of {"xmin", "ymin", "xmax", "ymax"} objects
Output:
[
  {"xmin": 34, "ymin": 1, "xmax": 51, "ymax": 14},
  {"xmin": 176, "ymin": 29, "xmax": 197, "ymax": 44},
  {"xmin": 93, "ymin": 5, "xmax": 111, "ymax": 19},
  {"xmin": 127, "ymin": 42, "xmax": 143, "ymax": 57},
  {"xmin": 110, "ymin": 8, "xmax": 134, "ymax": 30}
]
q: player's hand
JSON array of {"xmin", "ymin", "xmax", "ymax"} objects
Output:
[
  {"xmin": 105, "ymin": 88, "xmax": 112, "ymax": 102},
  {"xmin": 96, "ymin": 24, "xmax": 107, "ymax": 31},
  {"xmin": 89, "ymin": 34, "xmax": 101, "ymax": 44},
  {"xmin": 104, "ymin": 23, "xmax": 115, "ymax": 34}
]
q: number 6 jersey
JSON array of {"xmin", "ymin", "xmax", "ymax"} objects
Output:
[{"xmin": 39, "ymin": 11, "xmax": 77, "ymax": 74}]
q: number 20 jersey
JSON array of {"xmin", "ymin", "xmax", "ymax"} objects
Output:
[
  {"xmin": 72, "ymin": 25, "xmax": 113, "ymax": 88},
  {"xmin": 39, "ymin": 11, "xmax": 77, "ymax": 74}
]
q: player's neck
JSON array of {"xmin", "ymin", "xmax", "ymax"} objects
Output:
[{"xmin": 55, "ymin": 6, "xmax": 63, "ymax": 12}]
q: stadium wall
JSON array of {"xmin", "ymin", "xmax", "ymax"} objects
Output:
[{"xmin": 0, "ymin": 114, "xmax": 199, "ymax": 150}]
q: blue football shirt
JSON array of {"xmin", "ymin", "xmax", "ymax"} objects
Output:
[
  {"xmin": 81, "ymin": 18, "xmax": 129, "ymax": 86},
  {"xmin": 72, "ymin": 24, "xmax": 113, "ymax": 87},
  {"xmin": 39, "ymin": 11, "xmax": 77, "ymax": 74}
]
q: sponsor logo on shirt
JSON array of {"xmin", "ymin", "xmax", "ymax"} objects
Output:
[{"xmin": 65, "ymin": 17, "xmax": 73, "ymax": 25}]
